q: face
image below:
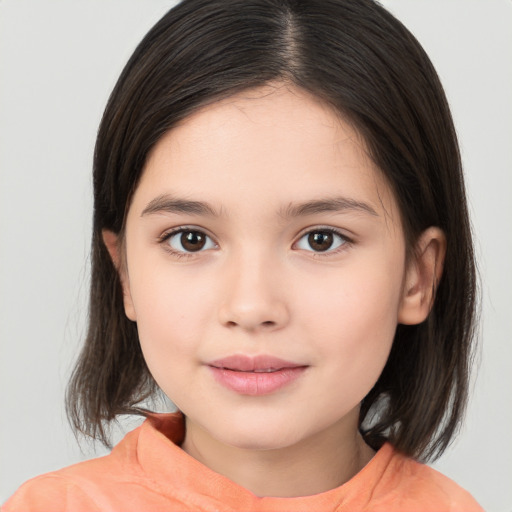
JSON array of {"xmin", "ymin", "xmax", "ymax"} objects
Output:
[{"xmin": 118, "ymin": 84, "xmax": 416, "ymax": 453}]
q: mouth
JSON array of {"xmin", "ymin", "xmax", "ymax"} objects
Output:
[{"xmin": 207, "ymin": 354, "xmax": 308, "ymax": 395}]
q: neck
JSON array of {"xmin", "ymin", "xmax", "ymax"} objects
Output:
[{"xmin": 181, "ymin": 410, "xmax": 375, "ymax": 498}]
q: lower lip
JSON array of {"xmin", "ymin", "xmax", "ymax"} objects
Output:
[{"xmin": 208, "ymin": 366, "xmax": 307, "ymax": 396}]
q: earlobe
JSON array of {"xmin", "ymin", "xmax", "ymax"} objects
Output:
[
  {"xmin": 398, "ymin": 227, "xmax": 446, "ymax": 325},
  {"xmin": 102, "ymin": 229, "xmax": 137, "ymax": 322}
]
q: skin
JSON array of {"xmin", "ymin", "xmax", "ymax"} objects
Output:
[{"xmin": 104, "ymin": 83, "xmax": 445, "ymax": 498}]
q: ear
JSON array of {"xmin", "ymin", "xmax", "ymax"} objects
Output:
[
  {"xmin": 102, "ymin": 229, "xmax": 137, "ymax": 321},
  {"xmin": 398, "ymin": 227, "xmax": 446, "ymax": 325}
]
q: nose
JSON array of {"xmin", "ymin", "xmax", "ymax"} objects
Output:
[{"xmin": 217, "ymin": 251, "xmax": 290, "ymax": 332}]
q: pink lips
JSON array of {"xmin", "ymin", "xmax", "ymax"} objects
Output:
[{"xmin": 207, "ymin": 354, "xmax": 307, "ymax": 396}]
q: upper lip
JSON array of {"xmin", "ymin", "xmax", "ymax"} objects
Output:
[{"xmin": 208, "ymin": 354, "xmax": 306, "ymax": 372}]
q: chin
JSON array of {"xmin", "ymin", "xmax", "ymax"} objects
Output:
[{"xmin": 216, "ymin": 419, "xmax": 305, "ymax": 452}]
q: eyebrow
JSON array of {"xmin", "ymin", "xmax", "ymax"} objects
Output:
[
  {"xmin": 141, "ymin": 194, "xmax": 221, "ymax": 217},
  {"xmin": 141, "ymin": 193, "xmax": 378, "ymax": 219},
  {"xmin": 278, "ymin": 197, "xmax": 378, "ymax": 219}
]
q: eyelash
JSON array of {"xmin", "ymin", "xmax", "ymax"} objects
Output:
[
  {"xmin": 158, "ymin": 226, "xmax": 352, "ymax": 259},
  {"xmin": 294, "ymin": 226, "xmax": 352, "ymax": 257},
  {"xmin": 158, "ymin": 226, "xmax": 216, "ymax": 260}
]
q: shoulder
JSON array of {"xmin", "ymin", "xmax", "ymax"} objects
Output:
[
  {"xmin": 2, "ymin": 473, "xmax": 101, "ymax": 512},
  {"xmin": 2, "ymin": 428, "xmax": 144, "ymax": 512},
  {"xmin": 373, "ymin": 445, "xmax": 484, "ymax": 511}
]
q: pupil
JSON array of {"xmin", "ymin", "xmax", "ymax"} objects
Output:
[
  {"xmin": 308, "ymin": 231, "xmax": 333, "ymax": 252},
  {"xmin": 181, "ymin": 231, "xmax": 206, "ymax": 252}
]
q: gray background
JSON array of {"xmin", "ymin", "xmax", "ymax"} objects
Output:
[{"xmin": 1, "ymin": 1, "xmax": 511, "ymax": 510}]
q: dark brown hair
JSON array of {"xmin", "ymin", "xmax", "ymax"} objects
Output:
[{"xmin": 66, "ymin": 0, "xmax": 477, "ymax": 462}]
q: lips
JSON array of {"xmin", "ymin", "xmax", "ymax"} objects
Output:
[{"xmin": 207, "ymin": 354, "xmax": 308, "ymax": 395}]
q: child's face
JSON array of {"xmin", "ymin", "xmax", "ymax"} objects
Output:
[{"xmin": 119, "ymin": 84, "xmax": 414, "ymax": 452}]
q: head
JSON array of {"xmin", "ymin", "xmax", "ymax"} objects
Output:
[{"xmin": 66, "ymin": 0, "xmax": 477, "ymax": 462}]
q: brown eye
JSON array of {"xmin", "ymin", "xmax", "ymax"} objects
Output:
[
  {"xmin": 295, "ymin": 229, "xmax": 347, "ymax": 253},
  {"xmin": 308, "ymin": 231, "xmax": 334, "ymax": 252},
  {"xmin": 167, "ymin": 229, "xmax": 215, "ymax": 253},
  {"xmin": 181, "ymin": 231, "xmax": 206, "ymax": 251}
]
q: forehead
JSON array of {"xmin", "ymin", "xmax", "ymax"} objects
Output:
[{"xmin": 135, "ymin": 84, "xmax": 399, "ymax": 222}]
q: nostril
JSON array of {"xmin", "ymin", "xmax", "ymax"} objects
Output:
[
  {"xmin": 225, "ymin": 319, "xmax": 277, "ymax": 329},
  {"xmin": 218, "ymin": 301, "xmax": 289, "ymax": 331}
]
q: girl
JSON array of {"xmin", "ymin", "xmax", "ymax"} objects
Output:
[{"xmin": 3, "ymin": 0, "xmax": 484, "ymax": 510}]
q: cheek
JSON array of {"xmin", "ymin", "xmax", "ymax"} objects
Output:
[
  {"xmin": 128, "ymin": 263, "xmax": 216, "ymax": 368},
  {"xmin": 300, "ymin": 258, "xmax": 403, "ymax": 330},
  {"xmin": 129, "ymin": 272, "xmax": 217, "ymax": 406},
  {"xmin": 297, "ymin": 261, "xmax": 403, "ymax": 381}
]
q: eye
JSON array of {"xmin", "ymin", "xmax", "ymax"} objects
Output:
[
  {"xmin": 295, "ymin": 229, "xmax": 348, "ymax": 253},
  {"xmin": 165, "ymin": 229, "xmax": 216, "ymax": 253}
]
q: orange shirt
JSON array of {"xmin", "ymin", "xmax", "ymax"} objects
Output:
[{"xmin": 3, "ymin": 413, "xmax": 483, "ymax": 511}]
